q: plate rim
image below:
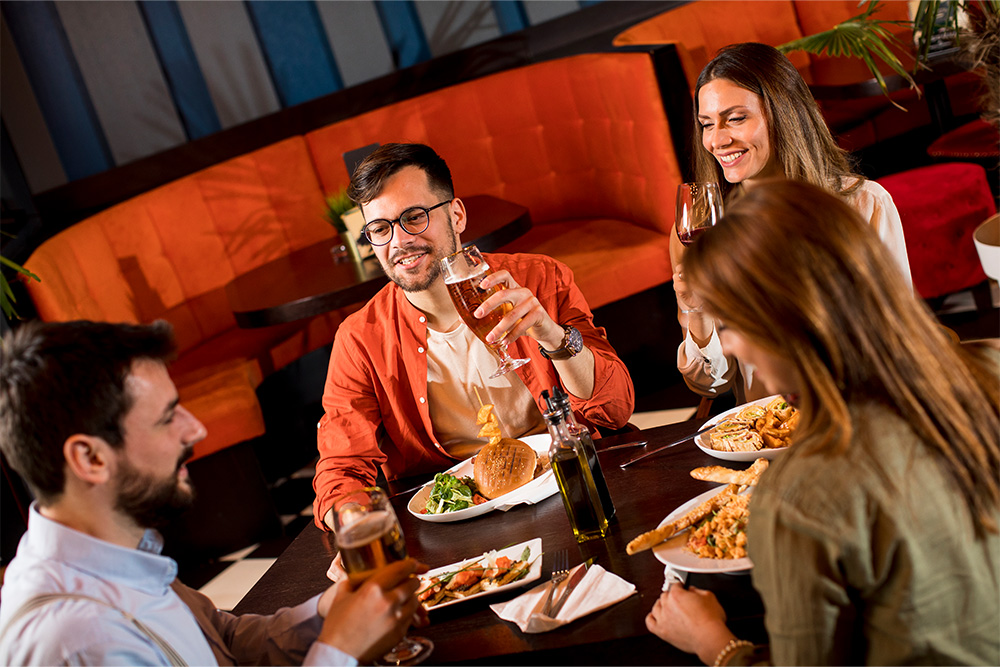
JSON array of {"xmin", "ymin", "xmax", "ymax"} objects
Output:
[
  {"xmin": 419, "ymin": 537, "xmax": 543, "ymax": 609},
  {"xmin": 407, "ymin": 433, "xmax": 554, "ymax": 522},
  {"xmin": 652, "ymin": 487, "xmax": 753, "ymax": 573},
  {"xmin": 694, "ymin": 394, "xmax": 790, "ymax": 461}
]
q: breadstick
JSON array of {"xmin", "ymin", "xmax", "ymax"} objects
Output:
[
  {"xmin": 690, "ymin": 458, "xmax": 769, "ymax": 486},
  {"xmin": 626, "ymin": 484, "xmax": 738, "ymax": 555}
]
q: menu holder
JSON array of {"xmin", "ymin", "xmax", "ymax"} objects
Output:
[{"xmin": 340, "ymin": 207, "xmax": 376, "ymax": 261}]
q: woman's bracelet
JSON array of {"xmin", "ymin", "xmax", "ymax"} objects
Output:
[
  {"xmin": 680, "ymin": 306, "xmax": 702, "ymax": 314},
  {"xmin": 713, "ymin": 639, "xmax": 754, "ymax": 667}
]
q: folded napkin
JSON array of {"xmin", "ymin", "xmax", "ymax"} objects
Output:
[
  {"xmin": 493, "ymin": 472, "xmax": 558, "ymax": 511},
  {"xmin": 490, "ymin": 564, "xmax": 635, "ymax": 633}
]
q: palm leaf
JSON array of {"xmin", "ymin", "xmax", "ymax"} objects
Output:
[
  {"xmin": 779, "ymin": 0, "xmax": 918, "ymax": 101},
  {"xmin": 0, "ymin": 256, "xmax": 40, "ymax": 321}
]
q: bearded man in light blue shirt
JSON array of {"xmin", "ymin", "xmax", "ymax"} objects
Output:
[{"xmin": 0, "ymin": 320, "xmax": 426, "ymax": 666}]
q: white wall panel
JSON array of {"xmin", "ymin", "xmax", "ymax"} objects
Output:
[
  {"xmin": 316, "ymin": 0, "xmax": 394, "ymax": 88},
  {"xmin": 55, "ymin": 1, "xmax": 186, "ymax": 166},
  {"xmin": 177, "ymin": 0, "xmax": 280, "ymax": 129}
]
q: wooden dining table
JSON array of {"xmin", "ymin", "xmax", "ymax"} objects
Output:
[
  {"xmin": 233, "ymin": 419, "xmax": 769, "ymax": 664},
  {"xmin": 226, "ymin": 194, "xmax": 532, "ymax": 328}
]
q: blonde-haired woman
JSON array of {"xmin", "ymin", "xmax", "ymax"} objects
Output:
[
  {"xmin": 649, "ymin": 180, "xmax": 998, "ymax": 665},
  {"xmin": 674, "ymin": 42, "xmax": 911, "ymax": 403}
]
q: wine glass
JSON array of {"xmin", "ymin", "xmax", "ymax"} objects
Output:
[
  {"xmin": 675, "ymin": 182, "xmax": 723, "ymax": 247},
  {"xmin": 332, "ymin": 487, "xmax": 433, "ymax": 666},
  {"xmin": 439, "ymin": 245, "xmax": 530, "ymax": 378}
]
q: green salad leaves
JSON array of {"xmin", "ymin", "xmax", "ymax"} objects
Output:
[{"xmin": 424, "ymin": 473, "xmax": 480, "ymax": 514}]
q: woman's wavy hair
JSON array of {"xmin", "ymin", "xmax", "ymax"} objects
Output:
[
  {"xmin": 684, "ymin": 179, "xmax": 999, "ymax": 535},
  {"xmin": 693, "ymin": 42, "xmax": 861, "ymax": 202}
]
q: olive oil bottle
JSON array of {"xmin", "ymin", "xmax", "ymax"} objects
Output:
[
  {"xmin": 544, "ymin": 406, "xmax": 608, "ymax": 543},
  {"xmin": 546, "ymin": 387, "xmax": 616, "ymax": 520}
]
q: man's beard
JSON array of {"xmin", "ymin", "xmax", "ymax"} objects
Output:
[
  {"xmin": 114, "ymin": 447, "xmax": 195, "ymax": 529},
  {"xmin": 381, "ymin": 217, "xmax": 458, "ymax": 293}
]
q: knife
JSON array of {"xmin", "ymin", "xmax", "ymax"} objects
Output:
[
  {"xmin": 598, "ymin": 440, "xmax": 648, "ymax": 453},
  {"xmin": 619, "ymin": 423, "xmax": 715, "ymax": 468},
  {"xmin": 548, "ymin": 563, "xmax": 588, "ymax": 618}
]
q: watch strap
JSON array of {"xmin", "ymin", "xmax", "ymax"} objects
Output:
[{"xmin": 538, "ymin": 325, "xmax": 582, "ymax": 360}]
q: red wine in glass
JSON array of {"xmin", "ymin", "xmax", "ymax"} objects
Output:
[{"xmin": 676, "ymin": 183, "xmax": 723, "ymax": 247}]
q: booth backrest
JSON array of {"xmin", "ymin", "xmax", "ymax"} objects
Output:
[
  {"xmin": 612, "ymin": 1, "xmax": 810, "ymax": 88},
  {"xmin": 305, "ymin": 51, "xmax": 681, "ymax": 237},
  {"xmin": 25, "ymin": 137, "xmax": 335, "ymax": 355}
]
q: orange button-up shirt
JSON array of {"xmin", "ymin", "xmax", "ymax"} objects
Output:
[{"xmin": 313, "ymin": 252, "xmax": 634, "ymax": 527}]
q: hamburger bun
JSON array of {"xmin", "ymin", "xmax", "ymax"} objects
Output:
[{"xmin": 473, "ymin": 438, "xmax": 537, "ymax": 499}]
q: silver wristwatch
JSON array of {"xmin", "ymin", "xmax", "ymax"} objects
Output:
[{"xmin": 538, "ymin": 325, "xmax": 583, "ymax": 360}]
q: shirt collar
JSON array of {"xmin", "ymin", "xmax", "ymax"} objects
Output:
[{"xmin": 26, "ymin": 503, "xmax": 178, "ymax": 595}]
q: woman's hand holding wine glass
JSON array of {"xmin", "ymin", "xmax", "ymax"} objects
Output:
[{"xmin": 674, "ymin": 183, "xmax": 723, "ymax": 344}]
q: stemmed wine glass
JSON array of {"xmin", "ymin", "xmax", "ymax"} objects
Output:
[
  {"xmin": 675, "ymin": 182, "xmax": 723, "ymax": 247},
  {"xmin": 332, "ymin": 487, "xmax": 433, "ymax": 666},
  {"xmin": 439, "ymin": 245, "xmax": 530, "ymax": 378}
]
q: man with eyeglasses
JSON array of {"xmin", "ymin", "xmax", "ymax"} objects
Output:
[{"xmin": 314, "ymin": 143, "xmax": 634, "ymax": 530}]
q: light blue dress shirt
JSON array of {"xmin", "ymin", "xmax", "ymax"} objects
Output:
[{"xmin": 0, "ymin": 504, "xmax": 356, "ymax": 666}]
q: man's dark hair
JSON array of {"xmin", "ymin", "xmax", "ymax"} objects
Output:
[
  {"xmin": 0, "ymin": 320, "xmax": 176, "ymax": 503},
  {"xmin": 347, "ymin": 143, "xmax": 454, "ymax": 206}
]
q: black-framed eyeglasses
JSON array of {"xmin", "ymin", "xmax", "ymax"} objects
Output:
[{"xmin": 363, "ymin": 200, "xmax": 452, "ymax": 246}]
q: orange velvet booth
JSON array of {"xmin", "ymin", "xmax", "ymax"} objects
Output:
[
  {"xmin": 612, "ymin": 0, "xmax": 981, "ymax": 152},
  {"xmin": 23, "ymin": 49, "xmax": 684, "ymax": 463}
]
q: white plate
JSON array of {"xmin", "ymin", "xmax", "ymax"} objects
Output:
[
  {"xmin": 407, "ymin": 433, "xmax": 557, "ymax": 522},
  {"xmin": 694, "ymin": 394, "xmax": 790, "ymax": 462},
  {"xmin": 653, "ymin": 488, "xmax": 753, "ymax": 574},
  {"xmin": 419, "ymin": 538, "xmax": 543, "ymax": 609}
]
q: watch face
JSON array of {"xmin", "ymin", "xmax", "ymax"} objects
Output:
[{"xmin": 565, "ymin": 326, "xmax": 583, "ymax": 355}]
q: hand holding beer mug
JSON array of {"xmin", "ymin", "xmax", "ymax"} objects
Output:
[
  {"xmin": 332, "ymin": 487, "xmax": 433, "ymax": 665},
  {"xmin": 440, "ymin": 245, "xmax": 530, "ymax": 378}
]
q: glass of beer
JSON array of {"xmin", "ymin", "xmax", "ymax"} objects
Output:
[
  {"xmin": 332, "ymin": 487, "xmax": 433, "ymax": 666},
  {"xmin": 676, "ymin": 182, "xmax": 723, "ymax": 247},
  {"xmin": 439, "ymin": 245, "xmax": 530, "ymax": 378}
]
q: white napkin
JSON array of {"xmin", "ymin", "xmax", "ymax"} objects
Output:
[
  {"xmin": 493, "ymin": 471, "xmax": 558, "ymax": 511},
  {"xmin": 662, "ymin": 564, "xmax": 688, "ymax": 591},
  {"xmin": 490, "ymin": 564, "xmax": 635, "ymax": 633}
]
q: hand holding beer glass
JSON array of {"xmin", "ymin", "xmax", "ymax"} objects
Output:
[
  {"xmin": 440, "ymin": 245, "xmax": 530, "ymax": 378},
  {"xmin": 332, "ymin": 487, "xmax": 433, "ymax": 665},
  {"xmin": 675, "ymin": 182, "xmax": 723, "ymax": 247}
]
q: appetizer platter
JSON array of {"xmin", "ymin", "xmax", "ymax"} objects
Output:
[
  {"xmin": 417, "ymin": 538, "xmax": 542, "ymax": 609},
  {"xmin": 407, "ymin": 433, "xmax": 557, "ymax": 523},
  {"xmin": 626, "ymin": 459, "xmax": 768, "ymax": 574},
  {"xmin": 695, "ymin": 395, "xmax": 799, "ymax": 462}
]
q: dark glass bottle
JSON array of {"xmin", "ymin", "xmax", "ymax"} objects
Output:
[
  {"xmin": 544, "ymin": 407, "xmax": 608, "ymax": 543},
  {"xmin": 545, "ymin": 387, "xmax": 616, "ymax": 520}
]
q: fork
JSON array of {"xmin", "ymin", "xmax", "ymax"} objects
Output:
[{"xmin": 541, "ymin": 549, "xmax": 569, "ymax": 616}]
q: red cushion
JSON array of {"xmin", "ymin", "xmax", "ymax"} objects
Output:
[
  {"xmin": 878, "ymin": 163, "xmax": 996, "ymax": 299},
  {"xmin": 928, "ymin": 119, "xmax": 1000, "ymax": 158}
]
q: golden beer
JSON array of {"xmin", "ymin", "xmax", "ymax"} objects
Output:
[
  {"xmin": 337, "ymin": 510, "xmax": 408, "ymax": 587},
  {"xmin": 445, "ymin": 267, "xmax": 513, "ymax": 352}
]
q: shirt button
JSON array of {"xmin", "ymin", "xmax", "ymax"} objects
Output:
[
  {"xmin": 419, "ymin": 316, "xmax": 426, "ymax": 323},
  {"xmin": 419, "ymin": 397, "xmax": 426, "ymax": 404},
  {"xmin": 417, "ymin": 346, "xmax": 425, "ymax": 354}
]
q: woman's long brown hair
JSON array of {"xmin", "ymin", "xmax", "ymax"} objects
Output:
[
  {"xmin": 693, "ymin": 42, "xmax": 861, "ymax": 202},
  {"xmin": 684, "ymin": 179, "xmax": 1000, "ymax": 535}
]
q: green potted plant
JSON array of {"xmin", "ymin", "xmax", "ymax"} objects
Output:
[
  {"xmin": 1, "ymin": 242, "xmax": 39, "ymax": 321},
  {"xmin": 325, "ymin": 189, "xmax": 364, "ymax": 265}
]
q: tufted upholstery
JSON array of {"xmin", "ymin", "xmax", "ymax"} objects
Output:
[
  {"xmin": 878, "ymin": 163, "xmax": 995, "ymax": 299},
  {"xmin": 305, "ymin": 52, "xmax": 684, "ymax": 308},
  {"xmin": 612, "ymin": 0, "xmax": 981, "ymax": 152},
  {"xmin": 24, "ymin": 137, "xmax": 349, "ymax": 460},
  {"xmin": 23, "ymin": 50, "xmax": 683, "ymax": 462}
]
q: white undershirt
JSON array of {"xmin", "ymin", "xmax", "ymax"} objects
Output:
[{"xmin": 426, "ymin": 324, "xmax": 546, "ymax": 459}]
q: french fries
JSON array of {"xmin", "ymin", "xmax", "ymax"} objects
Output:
[{"xmin": 709, "ymin": 396, "xmax": 798, "ymax": 452}]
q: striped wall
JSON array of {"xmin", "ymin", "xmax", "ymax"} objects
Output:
[{"xmin": 1, "ymin": 0, "xmax": 597, "ymax": 197}]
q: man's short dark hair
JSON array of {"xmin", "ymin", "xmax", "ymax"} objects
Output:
[
  {"xmin": 347, "ymin": 143, "xmax": 454, "ymax": 206},
  {"xmin": 0, "ymin": 320, "xmax": 176, "ymax": 503}
]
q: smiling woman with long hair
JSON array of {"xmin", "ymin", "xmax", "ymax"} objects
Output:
[
  {"xmin": 673, "ymin": 42, "xmax": 912, "ymax": 405},
  {"xmin": 647, "ymin": 180, "xmax": 999, "ymax": 666}
]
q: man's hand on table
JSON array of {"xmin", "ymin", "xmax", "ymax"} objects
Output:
[
  {"xmin": 646, "ymin": 584, "xmax": 736, "ymax": 665},
  {"xmin": 317, "ymin": 558, "xmax": 430, "ymax": 663}
]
